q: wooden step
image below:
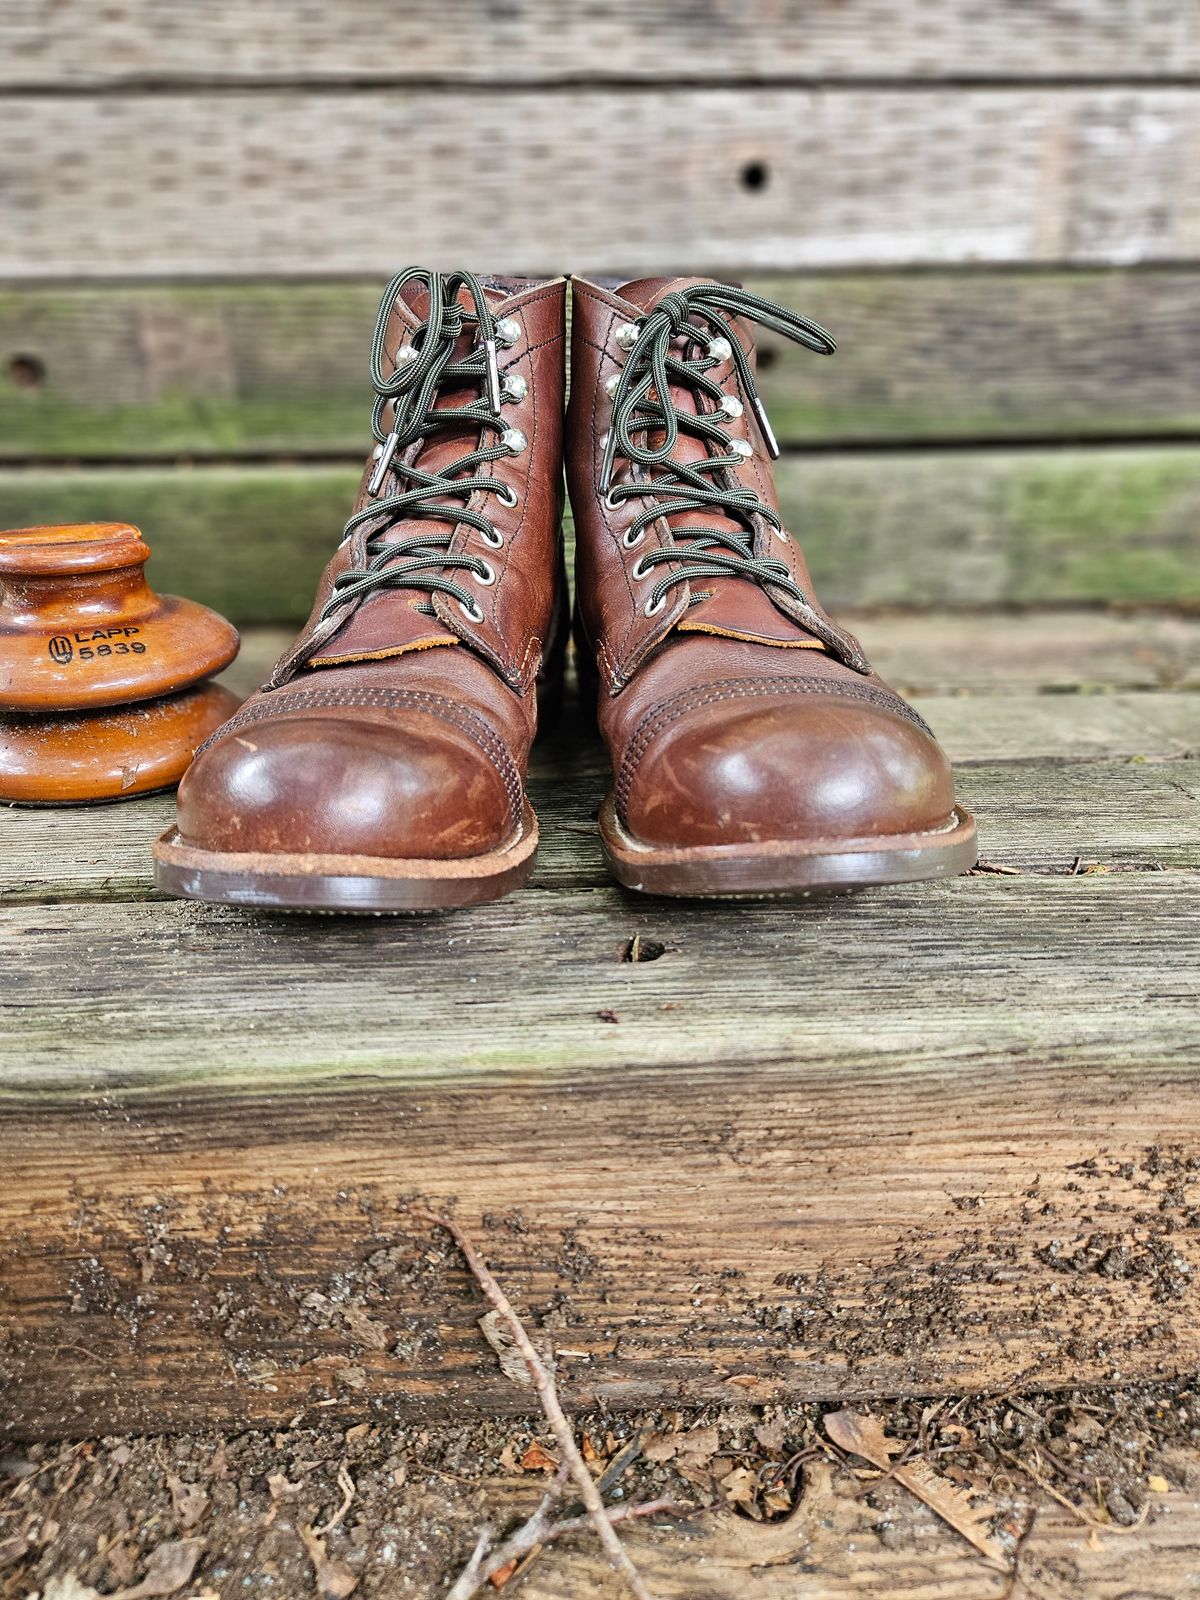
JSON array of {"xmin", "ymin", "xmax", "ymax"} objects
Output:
[{"xmin": 1, "ymin": 618, "xmax": 1197, "ymax": 1439}]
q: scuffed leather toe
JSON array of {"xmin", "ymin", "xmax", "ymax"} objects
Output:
[
  {"xmin": 176, "ymin": 711, "xmax": 516, "ymax": 860},
  {"xmin": 621, "ymin": 696, "xmax": 956, "ymax": 848}
]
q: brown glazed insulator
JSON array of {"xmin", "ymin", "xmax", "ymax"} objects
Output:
[
  {"xmin": 0, "ymin": 522, "xmax": 239, "ymax": 711},
  {"xmin": 0, "ymin": 522, "xmax": 241, "ymax": 804},
  {"xmin": 0, "ymin": 680, "xmax": 241, "ymax": 804}
]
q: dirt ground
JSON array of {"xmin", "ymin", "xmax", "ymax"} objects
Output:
[{"xmin": 3, "ymin": 1380, "xmax": 1199, "ymax": 1599}]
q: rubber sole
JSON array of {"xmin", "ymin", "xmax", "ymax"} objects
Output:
[
  {"xmin": 151, "ymin": 800, "xmax": 539, "ymax": 913},
  {"xmin": 598, "ymin": 796, "xmax": 979, "ymax": 898}
]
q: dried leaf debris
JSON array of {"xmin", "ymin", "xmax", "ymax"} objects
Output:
[{"xmin": 825, "ymin": 1408, "xmax": 1009, "ymax": 1571}]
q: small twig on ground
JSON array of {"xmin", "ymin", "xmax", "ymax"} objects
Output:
[
  {"xmin": 419, "ymin": 1210, "xmax": 661, "ymax": 1600},
  {"xmin": 999, "ymin": 1451, "xmax": 1150, "ymax": 1536},
  {"xmin": 450, "ymin": 1495, "xmax": 678, "ymax": 1599}
]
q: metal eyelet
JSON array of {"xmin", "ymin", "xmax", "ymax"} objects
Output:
[
  {"xmin": 502, "ymin": 373, "xmax": 528, "ymax": 403},
  {"xmin": 644, "ymin": 593, "xmax": 667, "ymax": 617},
  {"xmin": 773, "ymin": 526, "xmax": 792, "ymax": 544},
  {"xmin": 604, "ymin": 485, "xmax": 624, "ymax": 511},
  {"xmin": 481, "ymin": 526, "xmax": 505, "ymax": 549},
  {"xmin": 495, "ymin": 317, "xmax": 521, "ymax": 348},
  {"xmin": 394, "ymin": 344, "xmax": 419, "ymax": 369},
  {"xmin": 622, "ymin": 525, "xmax": 645, "ymax": 548},
  {"xmin": 615, "ymin": 321, "xmax": 641, "ymax": 352},
  {"xmin": 370, "ymin": 443, "xmax": 385, "ymax": 460},
  {"xmin": 604, "ymin": 372, "xmax": 621, "ymax": 398},
  {"xmin": 459, "ymin": 597, "xmax": 484, "ymax": 623},
  {"xmin": 717, "ymin": 394, "xmax": 744, "ymax": 420},
  {"xmin": 501, "ymin": 427, "xmax": 527, "ymax": 456},
  {"xmin": 707, "ymin": 336, "xmax": 733, "ymax": 362},
  {"xmin": 729, "ymin": 438, "xmax": 754, "ymax": 460},
  {"xmin": 493, "ymin": 481, "xmax": 518, "ymax": 509},
  {"xmin": 473, "ymin": 558, "xmax": 497, "ymax": 587},
  {"xmin": 631, "ymin": 555, "xmax": 653, "ymax": 582}
]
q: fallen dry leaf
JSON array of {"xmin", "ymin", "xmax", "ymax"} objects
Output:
[
  {"xmin": 642, "ymin": 1433, "xmax": 678, "ymax": 1464},
  {"xmin": 479, "ymin": 1309, "xmax": 537, "ymax": 1388},
  {"xmin": 268, "ymin": 1471, "xmax": 304, "ymax": 1500},
  {"xmin": 40, "ymin": 1578, "xmax": 101, "ymax": 1600},
  {"xmin": 718, "ymin": 1466, "xmax": 757, "ymax": 1508},
  {"xmin": 487, "ymin": 1557, "xmax": 519, "ymax": 1589},
  {"xmin": 825, "ymin": 1409, "xmax": 1008, "ymax": 1572},
  {"xmin": 299, "ymin": 1525, "xmax": 359, "ymax": 1600},
  {"xmin": 676, "ymin": 1427, "xmax": 720, "ymax": 1467},
  {"xmin": 519, "ymin": 1442, "xmax": 558, "ymax": 1473},
  {"xmin": 112, "ymin": 1538, "xmax": 205, "ymax": 1599},
  {"xmin": 166, "ymin": 1474, "xmax": 208, "ymax": 1531}
]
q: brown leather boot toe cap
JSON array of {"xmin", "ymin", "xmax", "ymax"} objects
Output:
[
  {"xmin": 176, "ymin": 712, "xmax": 516, "ymax": 861},
  {"xmin": 621, "ymin": 696, "xmax": 956, "ymax": 849}
]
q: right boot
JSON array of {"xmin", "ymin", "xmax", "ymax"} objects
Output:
[{"xmin": 153, "ymin": 268, "xmax": 567, "ymax": 912}]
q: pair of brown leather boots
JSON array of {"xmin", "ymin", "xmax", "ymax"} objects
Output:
[{"xmin": 153, "ymin": 269, "xmax": 977, "ymax": 911}]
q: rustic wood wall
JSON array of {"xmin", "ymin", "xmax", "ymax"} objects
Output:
[{"xmin": 0, "ymin": 1, "xmax": 1197, "ymax": 620}]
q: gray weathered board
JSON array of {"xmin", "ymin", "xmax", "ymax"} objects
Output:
[
  {"xmin": 4, "ymin": 1, "xmax": 1197, "ymax": 85},
  {"xmin": 5, "ymin": 89, "xmax": 1200, "ymax": 275},
  {"xmin": 1, "ymin": 619, "xmax": 1197, "ymax": 1439}
]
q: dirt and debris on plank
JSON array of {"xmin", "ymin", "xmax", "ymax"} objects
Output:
[{"xmin": 2, "ymin": 1382, "xmax": 1198, "ymax": 1599}]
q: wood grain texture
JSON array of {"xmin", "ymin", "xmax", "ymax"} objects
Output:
[
  {"xmin": 3, "ymin": 753, "xmax": 1196, "ymax": 906},
  {"xmin": 0, "ymin": 445, "xmax": 1197, "ymax": 623},
  {"xmin": 5, "ymin": 272, "xmax": 1200, "ymax": 456},
  {"xmin": 4, "ymin": 89, "xmax": 1200, "ymax": 275},
  {"xmin": 2, "ymin": 871, "xmax": 1198, "ymax": 1437},
  {"xmin": 517, "ymin": 1476, "xmax": 1200, "ymax": 1600},
  {"xmin": 2, "ymin": 1, "xmax": 1195, "ymax": 86}
]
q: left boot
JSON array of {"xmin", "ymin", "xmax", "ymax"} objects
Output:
[
  {"xmin": 566, "ymin": 276, "xmax": 978, "ymax": 897},
  {"xmin": 154, "ymin": 269, "xmax": 567, "ymax": 911}
]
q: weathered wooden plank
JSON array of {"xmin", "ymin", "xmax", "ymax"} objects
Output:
[
  {"xmin": 6, "ymin": 272, "xmax": 1200, "ymax": 456},
  {"xmin": 1, "ymin": 874, "xmax": 1197, "ymax": 1436},
  {"xmin": 860, "ymin": 610, "xmax": 1200, "ymax": 693},
  {"xmin": 4, "ymin": 89, "xmax": 1200, "ymax": 275},
  {"xmin": 1, "ymin": 873, "xmax": 1196, "ymax": 1094},
  {"xmin": 521, "ymin": 1481, "xmax": 1200, "ymax": 1600},
  {"xmin": 2, "ymin": 752, "xmax": 1196, "ymax": 906},
  {"xmin": 775, "ymin": 445, "xmax": 1200, "ymax": 608},
  {"xmin": 0, "ymin": 447, "xmax": 1196, "ymax": 622},
  {"xmin": 2, "ymin": 1, "xmax": 1195, "ymax": 86}
]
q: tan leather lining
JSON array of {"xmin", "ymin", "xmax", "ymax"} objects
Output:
[
  {"xmin": 677, "ymin": 620, "xmax": 829, "ymax": 651},
  {"xmin": 310, "ymin": 636, "xmax": 458, "ymax": 667}
]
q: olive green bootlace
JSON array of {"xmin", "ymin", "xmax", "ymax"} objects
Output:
[
  {"xmin": 321, "ymin": 267, "xmax": 521, "ymax": 627},
  {"xmin": 603, "ymin": 284, "xmax": 835, "ymax": 617}
]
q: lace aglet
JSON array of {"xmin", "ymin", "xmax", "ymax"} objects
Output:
[
  {"xmin": 751, "ymin": 394, "xmax": 781, "ymax": 460},
  {"xmin": 484, "ymin": 338, "xmax": 503, "ymax": 413},
  {"xmin": 368, "ymin": 432, "xmax": 400, "ymax": 495},
  {"xmin": 599, "ymin": 430, "xmax": 616, "ymax": 494}
]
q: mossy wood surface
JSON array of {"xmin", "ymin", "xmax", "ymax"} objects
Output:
[
  {"xmin": 0, "ymin": 445, "xmax": 1196, "ymax": 624},
  {"xmin": 3, "ymin": 273, "xmax": 1200, "ymax": 456}
]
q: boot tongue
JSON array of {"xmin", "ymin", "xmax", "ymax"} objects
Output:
[
  {"xmin": 615, "ymin": 278, "xmax": 824, "ymax": 653},
  {"xmin": 312, "ymin": 281, "xmax": 511, "ymax": 669}
]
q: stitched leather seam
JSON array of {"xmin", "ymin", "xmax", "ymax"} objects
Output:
[
  {"xmin": 615, "ymin": 676, "xmax": 934, "ymax": 815},
  {"xmin": 195, "ymin": 688, "xmax": 523, "ymax": 823}
]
